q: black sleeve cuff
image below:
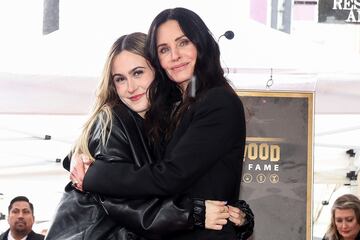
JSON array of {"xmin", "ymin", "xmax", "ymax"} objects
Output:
[
  {"xmin": 231, "ymin": 200, "xmax": 255, "ymax": 240},
  {"xmin": 192, "ymin": 198, "xmax": 206, "ymax": 228}
]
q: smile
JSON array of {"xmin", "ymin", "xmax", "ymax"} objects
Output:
[
  {"xmin": 129, "ymin": 93, "xmax": 144, "ymax": 101},
  {"xmin": 171, "ymin": 63, "xmax": 188, "ymax": 72}
]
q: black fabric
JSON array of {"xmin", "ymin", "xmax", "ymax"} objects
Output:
[
  {"xmin": 230, "ymin": 200, "xmax": 255, "ymax": 240},
  {"xmin": 192, "ymin": 199, "xmax": 205, "ymax": 228},
  {"xmin": 0, "ymin": 230, "xmax": 44, "ymax": 240},
  {"xmin": 83, "ymin": 86, "xmax": 247, "ymax": 239},
  {"xmin": 45, "ymin": 184, "xmax": 120, "ymax": 240},
  {"xmin": 48, "ymin": 104, "xmax": 196, "ymax": 240}
]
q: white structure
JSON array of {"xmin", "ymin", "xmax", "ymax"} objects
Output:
[{"xmin": 0, "ymin": 0, "xmax": 360, "ymax": 237}]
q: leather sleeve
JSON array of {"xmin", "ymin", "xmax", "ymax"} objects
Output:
[
  {"xmin": 230, "ymin": 200, "xmax": 255, "ymax": 240},
  {"xmin": 79, "ymin": 107, "xmax": 204, "ymax": 235},
  {"xmin": 83, "ymin": 87, "xmax": 246, "ymax": 197},
  {"xmin": 98, "ymin": 195, "xmax": 199, "ymax": 238}
]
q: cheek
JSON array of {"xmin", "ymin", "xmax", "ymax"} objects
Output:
[
  {"xmin": 159, "ymin": 57, "xmax": 168, "ymax": 69},
  {"xmin": 114, "ymin": 84, "xmax": 126, "ymax": 98},
  {"xmin": 350, "ymin": 221, "xmax": 360, "ymax": 230},
  {"xmin": 335, "ymin": 222, "xmax": 341, "ymax": 229},
  {"xmin": 189, "ymin": 46, "xmax": 198, "ymax": 61}
]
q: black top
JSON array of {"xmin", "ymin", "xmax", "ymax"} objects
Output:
[
  {"xmin": 83, "ymin": 86, "xmax": 247, "ymax": 239},
  {"xmin": 0, "ymin": 230, "xmax": 44, "ymax": 240}
]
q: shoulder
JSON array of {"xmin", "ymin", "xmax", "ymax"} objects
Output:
[
  {"xmin": 0, "ymin": 229, "xmax": 8, "ymax": 239},
  {"xmin": 200, "ymin": 86, "xmax": 242, "ymax": 105},
  {"xmin": 28, "ymin": 231, "xmax": 45, "ymax": 240},
  {"xmin": 111, "ymin": 104, "xmax": 142, "ymax": 125},
  {"xmin": 92, "ymin": 104, "xmax": 139, "ymax": 132},
  {"xmin": 196, "ymin": 86, "xmax": 244, "ymax": 113}
]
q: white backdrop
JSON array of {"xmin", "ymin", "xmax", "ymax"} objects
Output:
[{"xmin": 0, "ymin": 0, "xmax": 360, "ymax": 237}]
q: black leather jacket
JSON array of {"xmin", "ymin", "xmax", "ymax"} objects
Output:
[
  {"xmin": 46, "ymin": 105, "xmax": 203, "ymax": 240},
  {"xmin": 47, "ymin": 104, "xmax": 254, "ymax": 239}
]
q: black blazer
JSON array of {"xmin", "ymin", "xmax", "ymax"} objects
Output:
[
  {"xmin": 0, "ymin": 230, "xmax": 44, "ymax": 240},
  {"xmin": 84, "ymin": 86, "xmax": 246, "ymax": 239}
]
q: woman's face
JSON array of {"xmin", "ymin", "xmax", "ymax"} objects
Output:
[
  {"xmin": 335, "ymin": 208, "xmax": 360, "ymax": 239},
  {"xmin": 156, "ymin": 20, "xmax": 197, "ymax": 91},
  {"xmin": 112, "ymin": 50, "xmax": 154, "ymax": 118}
]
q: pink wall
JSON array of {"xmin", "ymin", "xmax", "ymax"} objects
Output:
[{"xmin": 250, "ymin": 0, "xmax": 268, "ymax": 24}]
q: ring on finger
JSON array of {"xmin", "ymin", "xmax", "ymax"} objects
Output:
[{"xmin": 72, "ymin": 180, "xmax": 79, "ymax": 187}]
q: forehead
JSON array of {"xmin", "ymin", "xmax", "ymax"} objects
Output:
[
  {"xmin": 335, "ymin": 208, "xmax": 356, "ymax": 218},
  {"xmin": 112, "ymin": 50, "xmax": 148, "ymax": 73},
  {"xmin": 156, "ymin": 20, "xmax": 184, "ymax": 43},
  {"xmin": 10, "ymin": 201, "xmax": 31, "ymax": 211}
]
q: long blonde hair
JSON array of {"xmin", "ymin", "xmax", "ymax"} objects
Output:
[
  {"xmin": 73, "ymin": 32, "xmax": 148, "ymax": 161},
  {"xmin": 324, "ymin": 194, "xmax": 360, "ymax": 240}
]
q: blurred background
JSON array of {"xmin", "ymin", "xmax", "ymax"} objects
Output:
[{"xmin": 0, "ymin": 0, "xmax": 359, "ymax": 238}]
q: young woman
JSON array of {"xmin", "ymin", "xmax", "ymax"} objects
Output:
[
  {"xmin": 71, "ymin": 8, "xmax": 253, "ymax": 239},
  {"xmin": 323, "ymin": 194, "xmax": 360, "ymax": 240},
  {"xmin": 46, "ymin": 32, "xmax": 244, "ymax": 240}
]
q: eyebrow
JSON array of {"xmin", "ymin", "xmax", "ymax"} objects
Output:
[
  {"xmin": 112, "ymin": 66, "xmax": 145, "ymax": 79},
  {"xmin": 157, "ymin": 35, "xmax": 186, "ymax": 49},
  {"xmin": 128, "ymin": 66, "xmax": 145, "ymax": 75},
  {"xmin": 11, "ymin": 207, "xmax": 30, "ymax": 211}
]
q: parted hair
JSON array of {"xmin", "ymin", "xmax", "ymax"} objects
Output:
[
  {"xmin": 74, "ymin": 32, "xmax": 149, "ymax": 161},
  {"xmin": 324, "ymin": 194, "xmax": 360, "ymax": 240}
]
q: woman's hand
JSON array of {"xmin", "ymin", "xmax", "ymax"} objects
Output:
[
  {"xmin": 204, "ymin": 200, "xmax": 247, "ymax": 230},
  {"xmin": 69, "ymin": 153, "xmax": 92, "ymax": 191},
  {"xmin": 205, "ymin": 200, "xmax": 230, "ymax": 230},
  {"xmin": 228, "ymin": 205, "xmax": 246, "ymax": 226}
]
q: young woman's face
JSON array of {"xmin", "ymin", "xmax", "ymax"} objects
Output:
[
  {"xmin": 335, "ymin": 208, "xmax": 360, "ymax": 240},
  {"xmin": 112, "ymin": 50, "xmax": 154, "ymax": 118},
  {"xmin": 156, "ymin": 20, "xmax": 197, "ymax": 91}
]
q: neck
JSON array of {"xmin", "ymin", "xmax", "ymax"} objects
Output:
[
  {"xmin": 180, "ymin": 76, "xmax": 196, "ymax": 99},
  {"xmin": 138, "ymin": 111, "xmax": 145, "ymax": 118},
  {"xmin": 10, "ymin": 230, "xmax": 28, "ymax": 240},
  {"xmin": 180, "ymin": 81, "xmax": 189, "ymax": 93}
]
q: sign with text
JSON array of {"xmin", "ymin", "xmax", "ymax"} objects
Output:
[
  {"xmin": 237, "ymin": 91, "xmax": 314, "ymax": 240},
  {"xmin": 318, "ymin": 0, "xmax": 360, "ymax": 24}
]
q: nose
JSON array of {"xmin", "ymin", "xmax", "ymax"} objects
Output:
[
  {"xmin": 127, "ymin": 78, "xmax": 137, "ymax": 93},
  {"xmin": 340, "ymin": 222, "xmax": 348, "ymax": 229},
  {"xmin": 170, "ymin": 48, "xmax": 180, "ymax": 61}
]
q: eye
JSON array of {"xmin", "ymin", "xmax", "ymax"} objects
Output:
[
  {"xmin": 113, "ymin": 75, "xmax": 126, "ymax": 83},
  {"xmin": 133, "ymin": 69, "xmax": 144, "ymax": 78},
  {"xmin": 11, "ymin": 209, "xmax": 19, "ymax": 214},
  {"xmin": 158, "ymin": 46, "xmax": 169, "ymax": 55},
  {"xmin": 179, "ymin": 39, "xmax": 190, "ymax": 47},
  {"xmin": 23, "ymin": 209, "xmax": 31, "ymax": 214}
]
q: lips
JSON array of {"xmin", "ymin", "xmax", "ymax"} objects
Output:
[
  {"xmin": 15, "ymin": 220, "xmax": 26, "ymax": 226},
  {"xmin": 129, "ymin": 93, "xmax": 145, "ymax": 101},
  {"xmin": 339, "ymin": 230, "xmax": 351, "ymax": 236},
  {"xmin": 171, "ymin": 63, "xmax": 188, "ymax": 72}
]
